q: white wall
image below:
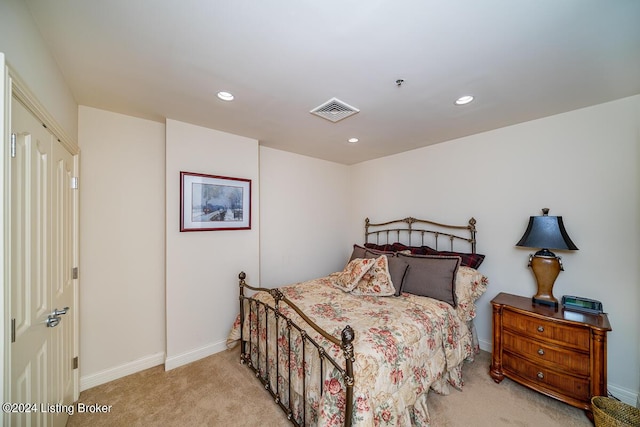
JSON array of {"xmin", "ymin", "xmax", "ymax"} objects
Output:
[
  {"xmin": 349, "ymin": 95, "xmax": 640, "ymax": 404},
  {"xmin": 0, "ymin": 0, "xmax": 77, "ymax": 139},
  {"xmin": 165, "ymin": 119, "xmax": 259, "ymax": 370},
  {"xmin": 78, "ymin": 107, "xmax": 166, "ymax": 389},
  {"xmin": 75, "ymin": 120, "xmax": 350, "ymax": 382},
  {"xmin": 259, "ymin": 147, "xmax": 351, "ymax": 287}
]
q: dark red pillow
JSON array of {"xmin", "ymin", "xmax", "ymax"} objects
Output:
[
  {"xmin": 366, "ymin": 242, "xmax": 428, "ymax": 255},
  {"xmin": 364, "ymin": 243, "xmax": 394, "ymax": 252},
  {"xmin": 365, "ymin": 242, "xmax": 485, "ymax": 269},
  {"xmin": 422, "ymin": 246, "xmax": 485, "ymax": 269},
  {"xmin": 390, "ymin": 242, "xmax": 428, "ymax": 255}
]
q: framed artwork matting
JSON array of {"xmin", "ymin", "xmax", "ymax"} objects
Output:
[{"xmin": 180, "ymin": 171, "xmax": 251, "ymax": 231}]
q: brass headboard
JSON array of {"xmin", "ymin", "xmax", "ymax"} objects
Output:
[{"xmin": 365, "ymin": 216, "xmax": 477, "ymax": 253}]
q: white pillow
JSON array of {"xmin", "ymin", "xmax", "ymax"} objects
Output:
[
  {"xmin": 330, "ymin": 257, "xmax": 376, "ymax": 292},
  {"xmin": 454, "ymin": 266, "xmax": 489, "ymax": 321},
  {"xmin": 351, "ymin": 255, "xmax": 395, "ymax": 296}
]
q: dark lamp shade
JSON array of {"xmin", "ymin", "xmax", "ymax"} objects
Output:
[{"xmin": 516, "ymin": 215, "xmax": 578, "ymax": 251}]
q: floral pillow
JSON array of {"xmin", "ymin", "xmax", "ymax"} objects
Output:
[
  {"xmin": 351, "ymin": 255, "xmax": 395, "ymax": 296},
  {"xmin": 454, "ymin": 266, "xmax": 489, "ymax": 322},
  {"xmin": 330, "ymin": 257, "xmax": 376, "ymax": 292}
]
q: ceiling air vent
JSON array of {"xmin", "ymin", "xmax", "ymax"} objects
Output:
[{"xmin": 310, "ymin": 97, "xmax": 360, "ymax": 123}]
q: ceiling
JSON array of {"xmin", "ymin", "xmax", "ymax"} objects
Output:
[{"xmin": 25, "ymin": 0, "xmax": 640, "ymax": 165}]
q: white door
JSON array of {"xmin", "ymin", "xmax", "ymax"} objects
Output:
[
  {"xmin": 10, "ymin": 96, "xmax": 76, "ymax": 427},
  {"xmin": 50, "ymin": 129, "xmax": 75, "ymax": 421}
]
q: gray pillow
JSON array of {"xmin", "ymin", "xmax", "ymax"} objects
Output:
[
  {"xmin": 348, "ymin": 244, "xmax": 394, "ymax": 262},
  {"xmin": 397, "ymin": 254, "xmax": 461, "ymax": 306},
  {"xmin": 348, "ymin": 244, "xmax": 367, "ymax": 261},
  {"xmin": 386, "ymin": 255, "xmax": 410, "ymax": 296}
]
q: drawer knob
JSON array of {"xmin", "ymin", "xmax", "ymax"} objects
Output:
[
  {"xmin": 537, "ymin": 326, "xmax": 544, "ymax": 332},
  {"xmin": 538, "ymin": 348, "xmax": 545, "ymax": 356},
  {"xmin": 537, "ymin": 371, "xmax": 544, "ymax": 379}
]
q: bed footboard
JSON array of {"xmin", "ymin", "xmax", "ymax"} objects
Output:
[{"xmin": 238, "ymin": 272, "xmax": 355, "ymax": 427}]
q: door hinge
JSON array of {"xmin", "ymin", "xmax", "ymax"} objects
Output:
[
  {"xmin": 11, "ymin": 318, "xmax": 15, "ymax": 343},
  {"xmin": 73, "ymin": 357, "xmax": 79, "ymax": 370},
  {"xmin": 11, "ymin": 133, "xmax": 16, "ymax": 158},
  {"xmin": 71, "ymin": 177, "xmax": 79, "ymax": 190},
  {"xmin": 72, "ymin": 267, "xmax": 78, "ymax": 279}
]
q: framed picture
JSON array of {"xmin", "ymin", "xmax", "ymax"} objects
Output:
[{"xmin": 180, "ymin": 171, "xmax": 251, "ymax": 231}]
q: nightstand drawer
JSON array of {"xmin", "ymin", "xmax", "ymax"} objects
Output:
[
  {"xmin": 502, "ymin": 330, "xmax": 589, "ymax": 376},
  {"xmin": 503, "ymin": 352, "xmax": 590, "ymax": 402},
  {"xmin": 502, "ymin": 309, "xmax": 590, "ymax": 351}
]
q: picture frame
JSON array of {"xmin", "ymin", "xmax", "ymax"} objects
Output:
[{"xmin": 180, "ymin": 171, "xmax": 251, "ymax": 231}]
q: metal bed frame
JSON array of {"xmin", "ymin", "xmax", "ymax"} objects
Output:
[
  {"xmin": 365, "ymin": 216, "xmax": 477, "ymax": 253},
  {"xmin": 236, "ymin": 216, "xmax": 477, "ymax": 426},
  {"xmin": 238, "ymin": 274, "xmax": 355, "ymax": 426}
]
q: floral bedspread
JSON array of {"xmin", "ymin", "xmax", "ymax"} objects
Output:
[{"xmin": 227, "ymin": 276, "xmax": 477, "ymax": 426}]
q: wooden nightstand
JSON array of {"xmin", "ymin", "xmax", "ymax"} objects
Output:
[{"xmin": 489, "ymin": 292, "xmax": 611, "ymax": 420}]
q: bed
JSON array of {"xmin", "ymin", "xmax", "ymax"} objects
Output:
[{"xmin": 227, "ymin": 217, "xmax": 488, "ymax": 426}]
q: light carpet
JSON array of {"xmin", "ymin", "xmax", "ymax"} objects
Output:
[{"xmin": 67, "ymin": 349, "xmax": 592, "ymax": 426}]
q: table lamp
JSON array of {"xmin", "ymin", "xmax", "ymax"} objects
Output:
[{"xmin": 515, "ymin": 208, "xmax": 578, "ymax": 307}]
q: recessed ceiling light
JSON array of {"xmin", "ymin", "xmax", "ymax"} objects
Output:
[
  {"xmin": 348, "ymin": 138, "xmax": 359, "ymax": 143},
  {"xmin": 455, "ymin": 95, "xmax": 474, "ymax": 105},
  {"xmin": 217, "ymin": 91, "xmax": 234, "ymax": 101}
]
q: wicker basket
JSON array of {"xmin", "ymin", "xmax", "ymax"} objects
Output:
[{"xmin": 591, "ymin": 396, "xmax": 640, "ymax": 427}]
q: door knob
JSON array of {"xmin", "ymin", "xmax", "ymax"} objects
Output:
[
  {"xmin": 52, "ymin": 307, "xmax": 69, "ymax": 316},
  {"xmin": 46, "ymin": 307, "xmax": 69, "ymax": 328},
  {"xmin": 46, "ymin": 315, "xmax": 60, "ymax": 328}
]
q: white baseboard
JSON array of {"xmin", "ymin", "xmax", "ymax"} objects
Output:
[
  {"xmin": 79, "ymin": 341, "xmax": 228, "ymax": 391},
  {"xmin": 164, "ymin": 339, "xmax": 227, "ymax": 371},
  {"xmin": 79, "ymin": 351, "xmax": 165, "ymax": 392},
  {"xmin": 478, "ymin": 338, "xmax": 492, "ymax": 353},
  {"xmin": 608, "ymin": 384, "xmax": 639, "ymax": 408}
]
